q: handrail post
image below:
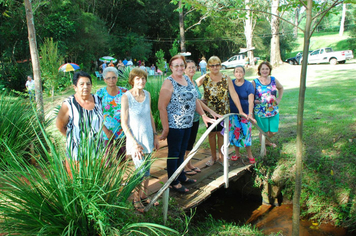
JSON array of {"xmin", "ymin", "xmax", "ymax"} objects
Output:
[
  {"xmin": 260, "ymin": 134, "xmax": 266, "ymax": 158},
  {"xmin": 162, "ymin": 188, "xmax": 169, "ymax": 225},
  {"xmin": 223, "ymin": 116, "xmax": 229, "ymax": 188}
]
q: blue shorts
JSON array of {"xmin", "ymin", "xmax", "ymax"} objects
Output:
[{"xmin": 255, "ymin": 113, "xmax": 279, "ymax": 133}]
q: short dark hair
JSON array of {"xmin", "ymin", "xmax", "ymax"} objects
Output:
[
  {"xmin": 128, "ymin": 68, "xmax": 148, "ymax": 87},
  {"xmin": 234, "ymin": 65, "xmax": 245, "ymax": 74},
  {"xmin": 73, "ymin": 71, "xmax": 92, "ymax": 86},
  {"xmin": 257, "ymin": 61, "xmax": 272, "ymax": 76}
]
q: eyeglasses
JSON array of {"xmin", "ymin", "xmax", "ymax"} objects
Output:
[
  {"xmin": 105, "ymin": 76, "xmax": 117, "ymax": 80},
  {"xmin": 172, "ymin": 64, "xmax": 185, "ymax": 68},
  {"xmin": 186, "ymin": 66, "xmax": 196, "ymax": 70},
  {"xmin": 209, "ymin": 64, "xmax": 221, "ymax": 68}
]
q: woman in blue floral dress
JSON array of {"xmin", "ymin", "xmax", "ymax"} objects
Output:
[
  {"xmin": 229, "ymin": 66, "xmax": 256, "ymax": 164},
  {"xmin": 252, "ymin": 61, "xmax": 284, "ymax": 149},
  {"xmin": 96, "ymin": 67, "xmax": 128, "ymax": 161}
]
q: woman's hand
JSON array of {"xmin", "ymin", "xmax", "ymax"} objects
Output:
[
  {"xmin": 159, "ymin": 128, "xmax": 169, "ymax": 141},
  {"xmin": 276, "ymin": 97, "xmax": 281, "ymax": 105},
  {"xmin": 202, "ymin": 115, "xmax": 215, "ymax": 127},
  {"xmin": 133, "ymin": 143, "xmax": 144, "ymax": 160},
  {"xmin": 254, "ymin": 100, "xmax": 261, "ymax": 104},
  {"xmin": 247, "ymin": 113, "xmax": 256, "ymax": 124},
  {"xmin": 153, "ymin": 136, "xmax": 160, "ymax": 150},
  {"xmin": 210, "ymin": 111, "xmax": 222, "ymax": 119}
]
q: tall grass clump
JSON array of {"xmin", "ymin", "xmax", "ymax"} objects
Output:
[
  {"xmin": 0, "ymin": 110, "xmax": 178, "ymax": 235},
  {"xmin": 145, "ymin": 77, "xmax": 163, "ymax": 131},
  {"xmin": 0, "ymin": 91, "xmax": 49, "ymax": 163}
]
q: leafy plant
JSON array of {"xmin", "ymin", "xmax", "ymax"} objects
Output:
[
  {"xmin": 145, "ymin": 77, "xmax": 163, "ymax": 131},
  {"xmin": 169, "ymin": 39, "xmax": 180, "ymax": 57},
  {"xmin": 0, "ymin": 112, "xmax": 178, "ymax": 235},
  {"xmin": 155, "ymin": 49, "xmax": 166, "ymax": 73}
]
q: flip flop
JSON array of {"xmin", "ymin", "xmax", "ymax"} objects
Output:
[
  {"xmin": 206, "ymin": 160, "xmax": 216, "ymax": 167},
  {"xmin": 133, "ymin": 200, "xmax": 145, "ymax": 213},
  {"xmin": 181, "ymin": 178, "xmax": 196, "ymax": 184},
  {"xmin": 141, "ymin": 197, "xmax": 159, "ymax": 206},
  {"xmin": 266, "ymin": 143, "xmax": 277, "ymax": 148},
  {"xmin": 231, "ymin": 155, "xmax": 241, "ymax": 161},
  {"xmin": 191, "ymin": 167, "xmax": 201, "ymax": 172},
  {"xmin": 249, "ymin": 157, "xmax": 256, "ymax": 164},
  {"xmin": 170, "ymin": 184, "xmax": 189, "ymax": 193},
  {"xmin": 185, "ymin": 170, "xmax": 197, "ymax": 175}
]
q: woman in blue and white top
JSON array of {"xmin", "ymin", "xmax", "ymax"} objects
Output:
[{"xmin": 158, "ymin": 55, "xmax": 214, "ymax": 193}]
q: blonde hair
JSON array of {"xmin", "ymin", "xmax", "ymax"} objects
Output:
[{"xmin": 208, "ymin": 56, "xmax": 221, "ymax": 66}]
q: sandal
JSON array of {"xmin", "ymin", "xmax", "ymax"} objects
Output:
[
  {"xmin": 206, "ymin": 159, "xmax": 216, "ymax": 167},
  {"xmin": 231, "ymin": 155, "xmax": 241, "ymax": 161},
  {"xmin": 266, "ymin": 143, "xmax": 277, "ymax": 148},
  {"xmin": 191, "ymin": 167, "xmax": 201, "ymax": 173},
  {"xmin": 170, "ymin": 184, "xmax": 189, "ymax": 193},
  {"xmin": 185, "ymin": 170, "xmax": 197, "ymax": 175},
  {"xmin": 141, "ymin": 197, "xmax": 159, "ymax": 206},
  {"xmin": 133, "ymin": 200, "xmax": 145, "ymax": 213},
  {"xmin": 181, "ymin": 178, "xmax": 196, "ymax": 184},
  {"xmin": 249, "ymin": 157, "xmax": 256, "ymax": 164}
]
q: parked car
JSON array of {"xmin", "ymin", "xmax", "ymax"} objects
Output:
[
  {"xmin": 285, "ymin": 52, "xmax": 303, "ymax": 65},
  {"xmin": 221, "ymin": 54, "xmax": 246, "ymax": 69},
  {"xmin": 301, "ymin": 47, "xmax": 354, "ymax": 65}
]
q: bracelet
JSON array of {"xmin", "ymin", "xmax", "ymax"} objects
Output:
[
  {"xmin": 153, "ymin": 132, "xmax": 158, "ymax": 135},
  {"xmin": 202, "ymin": 114, "xmax": 207, "ymax": 117}
]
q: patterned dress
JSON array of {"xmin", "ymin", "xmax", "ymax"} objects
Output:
[
  {"xmin": 253, "ymin": 76, "xmax": 279, "ymax": 118},
  {"xmin": 202, "ymin": 73, "xmax": 230, "ymax": 117},
  {"xmin": 96, "ymin": 86, "xmax": 128, "ymax": 139},
  {"xmin": 64, "ymin": 94, "xmax": 104, "ymax": 160}
]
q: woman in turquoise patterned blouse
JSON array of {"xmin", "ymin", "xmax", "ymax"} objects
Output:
[{"xmin": 96, "ymin": 67, "xmax": 128, "ymax": 161}]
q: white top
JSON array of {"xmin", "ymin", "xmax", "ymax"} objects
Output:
[
  {"xmin": 125, "ymin": 90, "xmax": 154, "ymax": 154},
  {"xmin": 26, "ymin": 80, "xmax": 35, "ymax": 90},
  {"xmin": 199, "ymin": 60, "xmax": 207, "ymax": 69}
]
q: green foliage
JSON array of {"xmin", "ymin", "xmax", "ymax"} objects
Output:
[
  {"xmin": 145, "ymin": 77, "xmax": 164, "ymax": 131},
  {"xmin": 169, "ymin": 39, "xmax": 180, "ymax": 57},
  {"xmin": 0, "ymin": 109, "xmax": 178, "ymax": 235},
  {"xmin": 40, "ymin": 38, "xmax": 64, "ymax": 99},
  {"xmin": 0, "ymin": 91, "xmax": 50, "ymax": 163},
  {"xmin": 155, "ymin": 49, "xmax": 166, "ymax": 72}
]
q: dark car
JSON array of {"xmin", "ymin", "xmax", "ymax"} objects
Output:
[{"xmin": 285, "ymin": 52, "xmax": 302, "ymax": 65}]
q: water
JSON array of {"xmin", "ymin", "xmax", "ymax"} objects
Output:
[{"xmin": 194, "ymin": 176, "xmax": 352, "ymax": 236}]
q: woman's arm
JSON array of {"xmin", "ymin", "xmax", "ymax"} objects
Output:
[
  {"xmin": 56, "ymin": 103, "xmax": 70, "ymax": 137},
  {"xmin": 198, "ymin": 100, "xmax": 222, "ymax": 119},
  {"xmin": 195, "ymin": 99, "xmax": 215, "ymax": 127},
  {"xmin": 158, "ymin": 79, "xmax": 173, "ymax": 141},
  {"xmin": 247, "ymin": 93, "xmax": 256, "ymax": 123},
  {"xmin": 275, "ymin": 78, "xmax": 284, "ymax": 105},
  {"xmin": 121, "ymin": 94, "xmax": 144, "ymax": 159},
  {"xmin": 195, "ymin": 73, "xmax": 207, "ymax": 87},
  {"xmin": 227, "ymin": 76, "xmax": 246, "ymax": 118},
  {"xmin": 149, "ymin": 92, "xmax": 159, "ymax": 150}
]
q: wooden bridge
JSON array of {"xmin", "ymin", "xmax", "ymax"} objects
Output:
[{"xmin": 143, "ymin": 140, "xmax": 254, "ymax": 210}]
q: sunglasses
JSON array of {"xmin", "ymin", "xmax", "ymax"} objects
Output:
[{"xmin": 209, "ymin": 64, "xmax": 221, "ymax": 68}]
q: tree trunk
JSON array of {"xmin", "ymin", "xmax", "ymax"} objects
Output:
[
  {"xmin": 24, "ymin": 0, "xmax": 44, "ymax": 119},
  {"xmin": 339, "ymin": 3, "xmax": 346, "ymax": 36},
  {"xmin": 244, "ymin": 0, "xmax": 255, "ymax": 66},
  {"xmin": 270, "ymin": 0, "xmax": 283, "ymax": 67},
  {"xmin": 294, "ymin": 5, "xmax": 300, "ymax": 38},
  {"xmin": 179, "ymin": 0, "xmax": 186, "ymax": 52},
  {"xmin": 292, "ymin": 0, "xmax": 312, "ymax": 235}
]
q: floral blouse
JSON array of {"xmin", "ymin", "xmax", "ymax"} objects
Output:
[
  {"xmin": 96, "ymin": 86, "xmax": 128, "ymax": 139},
  {"xmin": 202, "ymin": 73, "xmax": 230, "ymax": 117},
  {"xmin": 253, "ymin": 76, "xmax": 279, "ymax": 118}
]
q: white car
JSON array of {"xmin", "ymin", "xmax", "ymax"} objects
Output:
[
  {"xmin": 221, "ymin": 54, "xmax": 246, "ymax": 69},
  {"xmin": 301, "ymin": 47, "xmax": 354, "ymax": 65}
]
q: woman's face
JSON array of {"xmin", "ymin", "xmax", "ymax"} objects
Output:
[
  {"xmin": 185, "ymin": 62, "xmax": 196, "ymax": 78},
  {"xmin": 234, "ymin": 67, "xmax": 245, "ymax": 80},
  {"xmin": 170, "ymin": 58, "xmax": 185, "ymax": 76},
  {"xmin": 208, "ymin": 61, "xmax": 221, "ymax": 74},
  {"xmin": 104, "ymin": 71, "xmax": 118, "ymax": 87},
  {"xmin": 259, "ymin": 64, "xmax": 270, "ymax": 77},
  {"xmin": 132, "ymin": 76, "xmax": 146, "ymax": 89},
  {"xmin": 74, "ymin": 76, "xmax": 92, "ymax": 96}
]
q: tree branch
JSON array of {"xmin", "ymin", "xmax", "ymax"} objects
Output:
[
  {"xmin": 298, "ymin": 0, "xmax": 307, "ymax": 8},
  {"xmin": 185, "ymin": 13, "xmax": 209, "ymax": 32}
]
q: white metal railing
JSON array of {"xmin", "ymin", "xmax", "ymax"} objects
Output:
[{"xmin": 144, "ymin": 113, "xmax": 271, "ymax": 223}]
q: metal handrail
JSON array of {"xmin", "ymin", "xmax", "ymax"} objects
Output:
[{"xmin": 144, "ymin": 113, "xmax": 271, "ymax": 217}]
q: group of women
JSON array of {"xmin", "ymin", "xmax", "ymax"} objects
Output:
[{"xmin": 56, "ymin": 54, "xmax": 283, "ymax": 211}]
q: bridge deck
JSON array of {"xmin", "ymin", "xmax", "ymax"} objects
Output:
[{"xmin": 144, "ymin": 141, "xmax": 254, "ymax": 210}]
